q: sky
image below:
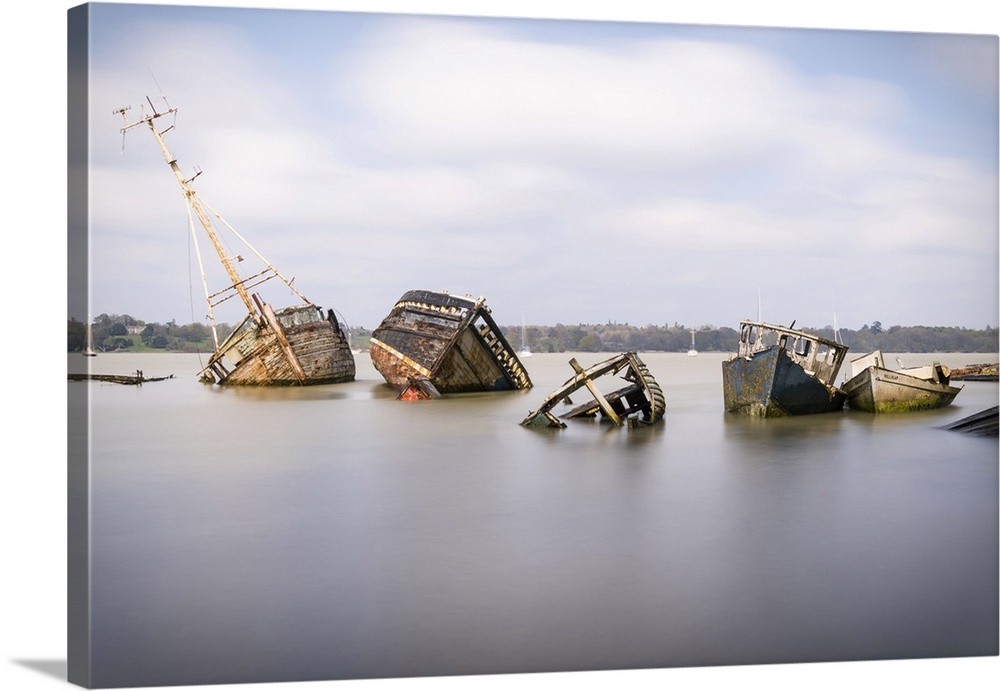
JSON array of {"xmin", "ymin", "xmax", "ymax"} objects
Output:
[{"xmin": 75, "ymin": 2, "xmax": 998, "ymax": 336}]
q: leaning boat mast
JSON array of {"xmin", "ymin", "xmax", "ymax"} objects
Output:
[
  {"xmin": 115, "ymin": 95, "xmax": 356, "ymax": 387},
  {"xmin": 116, "ymin": 98, "xmax": 258, "ymax": 320}
]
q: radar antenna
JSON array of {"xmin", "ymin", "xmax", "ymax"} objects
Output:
[{"xmin": 112, "ymin": 105, "xmax": 131, "ymax": 152}]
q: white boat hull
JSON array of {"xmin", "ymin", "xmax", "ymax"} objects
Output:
[{"xmin": 843, "ymin": 366, "xmax": 962, "ymax": 413}]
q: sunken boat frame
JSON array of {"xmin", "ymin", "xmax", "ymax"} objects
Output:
[{"xmin": 521, "ymin": 352, "xmax": 665, "ymax": 429}]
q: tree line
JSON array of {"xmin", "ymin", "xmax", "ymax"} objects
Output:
[
  {"xmin": 67, "ymin": 314, "xmax": 226, "ymax": 353},
  {"xmin": 69, "ymin": 314, "xmax": 997, "ymax": 355},
  {"xmin": 499, "ymin": 320, "xmax": 998, "ymax": 354}
]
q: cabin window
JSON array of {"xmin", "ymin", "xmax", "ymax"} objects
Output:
[{"xmin": 794, "ymin": 339, "xmax": 811, "ymax": 357}]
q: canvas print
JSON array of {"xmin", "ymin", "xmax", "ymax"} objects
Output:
[{"xmin": 67, "ymin": 2, "xmax": 998, "ymax": 689}]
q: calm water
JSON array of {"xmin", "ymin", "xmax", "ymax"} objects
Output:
[{"xmin": 69, "ymin": 350, "xmax": 999, "ymax": 688}]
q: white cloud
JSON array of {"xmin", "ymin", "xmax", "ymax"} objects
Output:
[
  {"xmin": 83, "ymin": 10, "xmax": 997, "ymax": 328},
  {"xmin": 343, "ymin": 23, "xmax": 803, "ymax": 168}
]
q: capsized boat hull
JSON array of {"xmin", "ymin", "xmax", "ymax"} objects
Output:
[
  {"xmin": 945, "ymin": 406, "xmax": 998, "ymax": 436},
  {"xmin": 369, "ymin": 290, "xmax": 531, "ymax": 394},
  {"xmin": 722, "ymin": 346, "xmax": 847, "ymax": 417},
  {"xmin": 202, "ymin": 304, "xmax": 356, "ymax": 386}
]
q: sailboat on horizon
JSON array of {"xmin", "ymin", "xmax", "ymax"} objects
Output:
[{"xmin": 83, "ymin": 320, "xmax": 98, "ymax": 357}]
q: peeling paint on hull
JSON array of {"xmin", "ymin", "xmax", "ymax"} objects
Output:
[
  {"xmin": 723, "ymin": 347, "xmax": 846, "ymax": 417},
  {"xmin": 202, "ymin": 304, "xmax": 356, "ymax": 386},
  {"xmin": 722, "ymin": 320, "xmax": 849, "ymax": 418},
  {"xmin": 369, "ymin": 290, "xmax": 532, "ymax": 395},
  {"xmin": 950, "ymin": 363, "xmax": 999, "ymax": 381},
  {"xmin": 842, "ymin": 354, "xmax": 962, "ymax": 414}
]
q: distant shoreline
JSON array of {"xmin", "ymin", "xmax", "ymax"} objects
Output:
[{"xmin": 69, "ymin": 318, "xmax": 999, "ymax": 356}]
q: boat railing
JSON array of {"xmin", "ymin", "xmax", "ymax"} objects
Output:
[
  {"xmin": 737, "ymin": 320, "xmax": 848, "ymax": 385},
  {"xmin": 476, "ymin": 320, "xmax": 532, "ymax": 389},
  {"xmin": 274, "ymin": 303, "xmax": 325, "ymax": 328}
]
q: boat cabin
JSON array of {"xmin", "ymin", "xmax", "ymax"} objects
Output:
[{"xmin": 737, "ymin": 320, "xmax": 848, "ymax": 387}]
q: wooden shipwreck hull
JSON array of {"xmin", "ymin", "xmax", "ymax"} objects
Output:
[
  {"xmin": 521, "ymin": 352, "xmax": 665, "ymax": 429},
  {"xmin": 201, "ymin": 302, "xmax": 356, "ymax": 386},
  {"xmin": 369, "ymin": 290, "xmax": 532, "ymax": 394},
  {"xmin": 722, "ymin": 320, "xmax": 848, "ymax": 417},
  {"xmin": 950, "ymin": 363, "xmax": 999, "ymax": 381},
  {"xmin": 842, "ymin": 350, "xmax": 961, "ymax": 413},
  {"xmin": 117, "ymin": 97, "xmax": 356, "ymax": 388}
]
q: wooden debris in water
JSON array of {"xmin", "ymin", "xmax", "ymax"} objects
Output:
[
  {"xmin": 944, "ymin": 406, "xmax": 999, "ymax": 437},
  {"xmin": 521, "ymin": 352, "xmax": 664, "ymax": 429},
  {"xmin": 68, "ymin": 372, "xmax": 175, "ymax": 385}
]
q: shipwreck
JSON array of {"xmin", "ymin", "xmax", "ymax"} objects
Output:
[
  {"xmin": 949, "ymin": 363, "xmax": 999, "ymax": 381},
  {"xmin": 116, "ymin": 97, "xmax": 355, "ymax": 386},
  {"xmin": 722, "ymin": 320, "xmax": 849, "ymax": 417},
  {"xmin": 945, "ymin": 406, "xmax": 999, "ymax": 436},
  {"xmin": 521, "ymin": 352, "xmax": 665, "ymax": 429},
  {"xmin": 842, "ymin": 350, "xmax": 962, "ymax": 413},
  {"xmin": 369, "ymin": 290, "xmax": 532, "ymax": 397}
]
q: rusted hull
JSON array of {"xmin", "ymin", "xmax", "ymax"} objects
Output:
[
  {"xmin": 723, "ymin": 347, "xmax": 847, "ymax": 417},
  {"xmin": 203, "ymin": 305, "xmax": 356, "ymax": 386},
  {"xmin": 843, "ymin": 367, "xmax": 962, "ymax": 413},
  {"xmin": 950, "ymin": 363, "xmax": 999, "ymax": 381},
  {"xmin": 369, "ymin": 290, "xmax": 532, "ymax": 394},
  {"xmin": 521, "ymin": 352, "xmax": 665, "ymax": 428}
]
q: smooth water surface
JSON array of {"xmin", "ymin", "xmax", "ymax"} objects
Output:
[{"xmin": 70, "ymin": 351, "xmax": 999, "ymax": 687}]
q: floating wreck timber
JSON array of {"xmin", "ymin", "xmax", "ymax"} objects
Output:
[
  {"xmin": 116, "ymin": 96, "xmax": 355, "ymax": 386},
  {"xmin": 722, "ymin": 320, "xmax": 849, "ymax": 417},
  {"xmin": 944, "ymin": 406, "xmax": 999, "ymax": 436},
  {"xmin": 68, "ymin": 373, "xmax": 174, "ymax": 385},
  {"xmin": 521, "ymin": 352, "xmax": 665, "ymax": 429},
  {"xmin": 842, "ymin": 350, "xmax": 962, "ymax": 413},
  {"xmin": 369, "ymin": 290, "xmax": 532, "ymax": 397},
  {"xmin": 949, "ymin": 363, "xmax": 999, "ymax": 381}
]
